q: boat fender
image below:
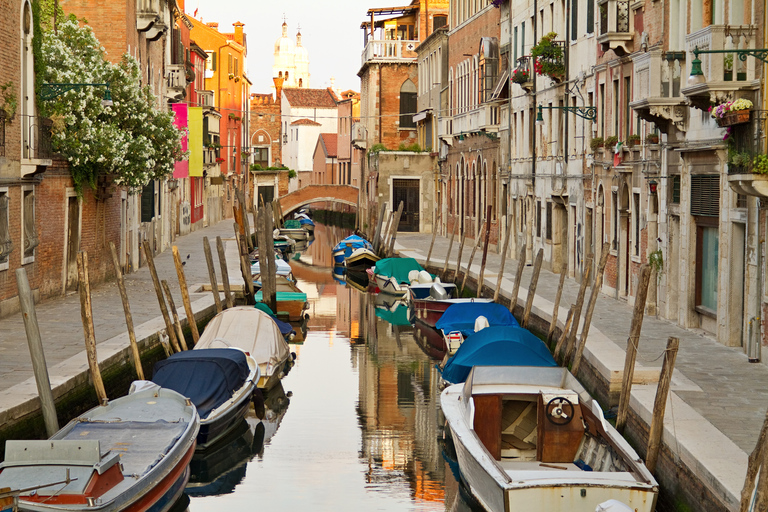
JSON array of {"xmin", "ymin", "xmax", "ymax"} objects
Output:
[
  {"xmin": 474, "ymin": 315, "xmax": 490, "ymax": 332},
  {"xmin": 417, "ymin": 270, "xmax": 432, "ymax": 284},
  {"xmin": 408, "ymin": 270, "xmax": 421, "ymax": 284},
  {"xmin": 595, "ymin": 500, "xmax": 633, "ymax": 512}
]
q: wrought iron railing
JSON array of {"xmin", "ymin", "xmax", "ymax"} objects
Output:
[
  {"xmin": 21, "ymin": 115, "xmax": 53, "ymax": 160},
  {"xmin": 599, "ymin": 0, "xmax": 630, "ymax": 35}
]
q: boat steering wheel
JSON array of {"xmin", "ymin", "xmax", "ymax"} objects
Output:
[{"xmin": 545, "ymin": 397, "xmax": 575, "ymax": 426}]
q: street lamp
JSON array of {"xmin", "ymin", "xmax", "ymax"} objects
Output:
[
  {"xmin": 688, "ymin": 46, "xmax": 768, "ymax": 82},
  {"xmin": 40, "ymin": 83, "xmax": 114, "ymax": 107},
  {"xmin": 536, "ymin": 104, "xmax": 597, "ymax": 125}
]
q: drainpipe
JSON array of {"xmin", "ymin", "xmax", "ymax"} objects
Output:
[
  {"xmin": 507, "ymin": 0, "xmax": 513, "ymax": 249},
  {"xmin": 564, "ymin": 0, "xmax": 570, "ymax": 163}
]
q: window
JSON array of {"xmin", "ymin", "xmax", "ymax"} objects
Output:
[
  {"xmin": 623, "ymin": 77, "xmax": 631, "ymax": 138},
  {"xmin": 670, "ymin": 175, "xmax": 681, "ymax": 204},
  {"xmin": 696, "ymin": 219, "xmax": 719, "ymax": 314},
  {"xmin": 0, "ymin": 190, "xmax": 10, "ymax": 270},
  {"xmin": 22, "ymin": 187, "xmax": 37, "ymax": 263},
  {"xmin": 433, "ymin": 15, "xmax": 447, "ymax": 30},
  {"xmin": 399, "ymin": 79, "xmax": 417, "ymax": 128},
  {"xmin": 612, "ymin": 190, "xmax": 618, "ymax": 250},
  {"xmin": 572, "ymin": 0, "xmax": 579, "ymax": 39},
  {"xmin": 536, "ymin": 200, "xmax": 542, "ymax": 237},
  {"xmin": 587, "ymin": 0, "xmax": 595, "ymax": 33},
  {"xmin": 633, "ymin": 192, "xmax": 640, "ymax": 257},
  {"xmin": 228, "ymin": 54, "xmax": 233, "ymax": 74},
  {"xmin": 141, "ymin": 181, "xmax": 155, "ymax": 223},
  {"xmin": 253, "ymin": 147, "xmax": 269, "ymax": 167},
  {"xmin": 478, "ymin": 38, "xmax": 499, "ymax": 103},
  {"xmin": 514, "ymin": 26, "xmax": 518, "ymax": 61},
  {"xmin": 206, "ymin": 52, "xmax": 217, "ymax": 71},
  {"xmin": 545, "ymin": 201, "xmax": 553, "ymax": 240},
  {"xmin": 690, "ymin": 175, "xmax": 720, "ymax": 217}
]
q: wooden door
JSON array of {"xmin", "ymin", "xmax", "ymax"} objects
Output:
[
  {"xmin": 392, "ymin": 179, "xmax": 420, "ymax": 232},
  {"xmin": 473, "ymin": 394, "xmax": 502, "ymax": 459}
]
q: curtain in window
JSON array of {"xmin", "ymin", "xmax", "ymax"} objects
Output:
[{"xmin": 0, "ymin": 194, "xmax": 11, "ymax": 262}]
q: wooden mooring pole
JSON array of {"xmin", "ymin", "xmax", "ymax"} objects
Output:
[
  {"xmin": 616, "ymin": 264, "xmax": 652, "ymax": 434},
  {"xmin": 442, "ymin": 221, "xmax": 458, "ymax": 281},
  {"xmin": 216, "ymin": 236, "xmax": 234, "ymax": 308},
  {"xmin": 76, "ymin": 252, "xmax": 108, "ymax": 405},
  {"xmin": 425, "ymin": 210, "xmax": 438, "ymax": 268},
  {"xmin": 203, "ymin": 237, "xmax": 223, "ymax": 313},
  {"xmin": 554, "ymin": 305, "xmax": 576, "ymax": 364},
  {"xmin": 455, "ymin": 230, "xmax": 467, "ymax": 283},
  {"xmin": 476, "ymin": 207, "xmax": 492, "ymax": 298},
  {"xmin": 161, "ymin": 280, "xmax": 188, "ymax": 351},
  {"xmin": 108, "ymin": 241, "xmax": 144, "ymax": 380},
  {"xmin": 646, "ymin": 336, "xmax": 679, "ymax": 473},
  {"xmin": 571, "ymin": 244, "xmax": 611, "ymax": 374},
  {"xmin": 172, "ymin": 246, "xmax": 200, "ymax": 344},
  {"xmin": 740, "ymin": 408, "xmax": 768, "ymax": 511},
  {"xmin": 372, "ymin": 202, "xmax": 387, "ymax": 255},
  {"xmin": 16, "ymin": 268, "xmax": 59, "ymax": 436},
  {"xmin": 460, "ymin": 225, "xmax": 483, "ymax": 294},
  {"xmin": 387, "ymin": 201, "xmax": 404, "ymax": 257},
  {"xmin": 547, "ymin": 266, "xmax": 568, "ymax": 345},
  {"xmin": 509, "ymin": 243, "xmax": 527, "ymax": 317},
  {"xmin": 563, "ymin": 258, "xmax": 593, "ymax": 364},
  {"xmin": 142, "ymin": 240, "xmax": 181, "ymax": 353},
  {"xmin": 521, "ymin": 248, "xmax": 543, "ymax": 328},
  {"xmin": 493, "ymin": 215, "xmax": 512, "ymax": 303}
]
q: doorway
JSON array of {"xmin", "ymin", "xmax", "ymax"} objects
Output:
[{"xmin": 393, "ymin": 179, "xmax": 420, "ymax": 232}]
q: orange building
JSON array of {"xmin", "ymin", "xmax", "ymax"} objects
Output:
[{"xmin": 189, "ymin": 18, "xmax": 248, "ymax": 178}]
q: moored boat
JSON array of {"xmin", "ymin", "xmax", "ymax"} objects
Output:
[
  {"xmin": 441, "ymin": 366, "xmax": 658, "ymax": 512},
  {"xmin": 373, "ymin": 257, "xmax": 426, "ymax": 296},
  {"xmin": 152, "ymin": 348, "xmax": 259, "ymax": 449},
  {"xmin": 254, "ymin": 289, "xmax": 308, "ymax": 321},
  {"xmin": 294, "ymin": 213, "xmax": 315, "ymax": 233},
  {"xmin": 278, "ymin": 219, "xmax": 309, "ymax": 241},
  {"xmin": 332, "ymin": 235, "xmax": 372, "ymax": 264},
  {"xmin": 0, "ymin": 383, "xmax": 199, "ymax": 512},
  {"xmin": 435, "ymin": 302, "xmax": 520, "ymax": 354},
  {"xmin": 440, "ymin": 325, "xmax": 556, "ymax": 385},
  {"xmin": 194, "ymin": 307, "xmax": 293, "ymax": 391},
  {"xmin": 345, "ymin": 247, "xmax": 379, "ymax": 271},
  {"xmin": 409, "ymin": 281, "xmax": 494, "ymax": 328}
]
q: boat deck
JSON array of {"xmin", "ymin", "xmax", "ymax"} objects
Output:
[{"xmin": 498, "ymin": 460, "xmax": 642, "ymax": 484}]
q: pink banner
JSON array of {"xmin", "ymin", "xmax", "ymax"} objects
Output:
[{"xmin": 172, "ymin": 103, "xmax": 189, "ymax": 178}]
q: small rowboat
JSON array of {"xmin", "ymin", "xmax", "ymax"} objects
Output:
[{"xmin": 0, "ymin": 383, "xmax": 199, "ymax": 512}]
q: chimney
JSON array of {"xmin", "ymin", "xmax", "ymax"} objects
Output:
[
  {"xmin": 233, "ymin": 21, "xmax": 245, "ymax": 45},
  {"xmin": 273, "ymin": 76, "xmax": 284, "ymax": 102},
  {"xmin": 206, "ymin": 22, "xmax": 219, "ymax": 29}
]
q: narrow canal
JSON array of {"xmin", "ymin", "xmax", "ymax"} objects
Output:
[{"xmin": 183, "ymin": 222, "xmax": 478, "ymax": 511}]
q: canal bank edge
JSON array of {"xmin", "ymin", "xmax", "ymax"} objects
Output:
[
  {"xmin": 395, "ymin": 245, "xmax": 747, "ymax": 512},
  {"xmin": 0, "ymin": 292, "xmax": 221, "ymax": 457}
]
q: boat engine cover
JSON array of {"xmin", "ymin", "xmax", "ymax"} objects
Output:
[
  {"xmin": 474, "ymin": 315, "xmax": 490, "ymax": 332},
  {"xmin": 430, "ymin": 283, "xmax": 449, "ymax": 300},
  {"xmin": 408, "ymin": 270, "xmax": 421, "ymax": 284}
]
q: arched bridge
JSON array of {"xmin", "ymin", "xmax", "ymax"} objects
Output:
[{"xmin": 279, "ymin": 184, "xmax": 359, "ymax": 215}]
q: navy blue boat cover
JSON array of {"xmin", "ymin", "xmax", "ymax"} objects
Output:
[
  {"xmin": 253, "ymin": 303, "xmax": 295, "ymax": 338},
  {"xmin": 152, "ymin": 348, "xmax": 250, "ymax": 419},
  {"xmin": 436, "ymin": 302, "xmax": 520, "ymax": 336},
  {"xmin": 441, "ymin": 325, "xmax": 557, "ymax": 384}
]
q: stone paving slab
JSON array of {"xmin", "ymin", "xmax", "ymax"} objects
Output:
[{"xmin": 395, "ymin": 231, "xmax": 768, "ymax": 510}]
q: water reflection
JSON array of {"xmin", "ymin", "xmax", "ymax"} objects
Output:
[{"xmin": 185, "ymin": 222, "xmax": 481, "ymax": 512}]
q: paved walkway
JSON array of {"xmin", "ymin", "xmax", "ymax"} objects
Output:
[{"xmin": 394, "ymin": 231, "xmax": 767, "ymax": 511}]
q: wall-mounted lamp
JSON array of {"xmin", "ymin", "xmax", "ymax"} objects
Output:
[
  {"xmin": 689, "ymin": 46, "xmax": 768, "ymax": 83},
  {"xmin": 41, "ymin": 83, "xmax": 114, "ymax": 107},
  {"xmin": 648, "ymin": 179, "xmax": 658, "ymax": 194},
  {"xmin": 282, "ymin": 133, "xmax": 288, "ymax": 145},
  {"xmin": 536, "ymin": 104, "xmax": 597, "ymax": 125}
]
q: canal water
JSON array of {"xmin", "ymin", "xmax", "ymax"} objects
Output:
[{"xmin": 184, "ymin": 222, "xmax": 479, "ymax": 512}]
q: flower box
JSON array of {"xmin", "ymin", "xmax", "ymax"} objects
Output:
[{"xmin": 718, "ymin": 109, "xmax": 750, "ymax": 127}]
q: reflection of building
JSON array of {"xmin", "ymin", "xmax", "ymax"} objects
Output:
[{"xmin": 354, "ymin": 294, "xmax": 446, "ymax": 502}]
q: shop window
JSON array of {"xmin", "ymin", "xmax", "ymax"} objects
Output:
[{"xmin": 695, "ymin": 220, "xmax": 718, "ymax": 314}]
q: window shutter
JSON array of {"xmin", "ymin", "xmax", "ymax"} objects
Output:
[
  {"xmin": 690, "ymin": 175, "xmax": 720, "ymax": 217},
  {"xmin": 586, "ymin": 0, "xmax": 594, "ymax": 34},
  {"xmin": 141, "ymin": 181, "xmax": 155, "ymax": 223}
]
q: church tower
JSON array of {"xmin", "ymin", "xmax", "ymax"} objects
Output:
[
  {"xmin": 294, "ymin": 28, "xmax": 310, "ymax": 88},
  {"xmin": 272, "ymin": 18, "xmax": 310, "ymax": 92}
]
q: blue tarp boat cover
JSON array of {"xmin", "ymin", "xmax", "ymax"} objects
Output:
[
  {"xmin": 436, "ymin": 302, "xmax": 520, "ymax": 336},
  {"xmin": 441, "ymin": 325, "xmax": 557, "ymax": 384},
  {"xmin": 152, "ymin": 348, "xmax": 250, "ymax": 419},
  {"xmin": 332, "ymin": 235, "xmax": 372, "ymax": 260},
  {"xmin": 254, "ymin": 303, "xmax": 295, "ymax": 338},
  {"xmin": 374, "ymin": 257, "xmax": 424, "ymax": 284}
]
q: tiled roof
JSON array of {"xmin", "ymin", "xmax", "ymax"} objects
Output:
[
  {"xmin": 291, "ymin": 118, "xmax": 322, "ymax": 126},
  {"xmin": 320, "ymin": 133, "xmax": 338, "ymax": 157},
  {"xmin": 283, "ymin": 88, "xmax": 338, "ymax": 108}
]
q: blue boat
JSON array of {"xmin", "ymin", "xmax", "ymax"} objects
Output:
[
  {"xmin": 295, "ymin": 213, "xmax": 315, "ymax": 232},
  {"xmin": 332, "ymin": 235, "xmax": 372, "ymax": 264},
  {"xmin": 436, "ymin": 302, "xmax": 520, "ymax": 353},
  {"xmin": 440, "ymin": 325, "xmax": 557, "ymax": 384}
]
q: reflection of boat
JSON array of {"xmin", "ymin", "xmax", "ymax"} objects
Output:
[
  {"xmin": 345, "ymin": 247, "xmax": 379, "ymax": 271},
  {"xmin": 374, "ymin": 298, "xmax": 411, "ymax": 326},
  {"xmin": 251, "ymin": 382, "xmax": 291, "ymax": 455},
  {"xmin": 346, "ymin": 269, "xmax": 372, "ymax": 293},
  {"xmin": 194, "ymin": 307, "xmax": 292, "ymax": 391},
  {"xmin": 441, "ymin": 325, "xmax": 556, "ymax": 385},
  {"xmin": 186, "ymin": 416, "xmax": 265, "ymax": 496},
  {"xmin": 279, "ymin": 219, "xmax": 310, "ymax": 241},
  {"xmin": 441, "ymin": 366, "xmax": 658, "ymax": 512},
  {"xmin": 372, "ymin": 257, "xmax": 426, "ymax": 296},
  {"xmin": 332, "ymin": 265, "xmax": 346, "ymax": 285},
  {"xmin": 0, "ymin": 383, "xmax": 198, "ymax": 512},
  {"xmin": 411, "ymin": 318, "xmax": 448, "ymax": 360},
  {"xmin": 332, "ymin": 235, "xmax": 372, "ymax": 264},
  {"xmin": 436, "ymin": 302, "xmax": 520, "ymax": 354},
  {"xmin": 152, "ymin": 348, "xmax": 259, "ymax": 448}
]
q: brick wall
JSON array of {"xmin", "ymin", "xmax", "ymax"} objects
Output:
[
  {"xmin": 379, "ymin": 63, "xmax": 418, "ymax": 150},
  {"xmin": 249, "ymin": 93, "xmax": 282, "ymax": 167},
  {"xmin": 0, "ymin": 0, "xmax": 21, "ymax": 165}
]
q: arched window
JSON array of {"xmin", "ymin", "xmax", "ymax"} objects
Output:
[
  {"xmin": 399, "ymin": 79, "xmax": 417, "ymax": 128},
  {"xmin": 298, "ymin": 78, "xmax": 303, "ymax": 87}
]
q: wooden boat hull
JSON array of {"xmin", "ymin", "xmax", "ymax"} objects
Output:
[
  {"xmin": 278, "ymin": 228, "xmax": 309, "ymax": 241},
  {"xmin": 345, "ymin": 249, "xmax": 379, "ymax": 271},
  {"xmin": 441, "ymin": 367, "xmax": 658, "ymax": 512},
  {"xmin": 373, "ymin": 274, "xmax": 408, "ymax": 296}
]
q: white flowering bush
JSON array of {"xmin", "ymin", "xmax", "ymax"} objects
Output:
[{"xmin": 39, "ymin": 19, "xmax": 182, "ymax": 193}]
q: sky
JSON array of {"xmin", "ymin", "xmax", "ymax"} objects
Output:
[{"xmin": 188, "ymin": 0, "xmax": 401, "ymax": 95}]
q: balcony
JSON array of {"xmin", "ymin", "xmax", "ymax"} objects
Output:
[
  {"xmin": 629, "ymin": 49, "xmax": 688, "ymax": 132},
  {"xmin": 203, "ymin": 147, "xmax": 218, "ymax": 166},
  {"xmin": 511, "ymin": 56, "xmax": 534, "ymax": 91},
  {"xmin": 197, "ymin": 89, "xmax": 214, "ymax": 108},
  {"xmin": 681, "ymin": 24, "xmax": 760, "ymax": 111},
  {"xmin": 166, "ymin": 64, "xmax": 186, "ymax": 100},
  {"xmin": 136, "ymin": 0, "xmax": 166, "ymax": 40},
  {"xmin": 597, "ymin": 0, "xmax": 633, "ymax": 55},
  {"xmin": 21, "ymin": 115, "xmax": 53, "ymax": 174},
  {"xmin": 360, "ymin": 39, "xmax": 418, "ymax": 68},
  {"xmin": 453, "ymin": 104, "xmax": 500, "ymax": 136},
  {"xmin": 724, "ymin": 115, "xmax": 768, "ymax": 197}
]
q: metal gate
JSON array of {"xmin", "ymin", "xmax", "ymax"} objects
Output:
[{"xmin": 393, "ymin": 179, "xmax": 420, "ymax": 232}]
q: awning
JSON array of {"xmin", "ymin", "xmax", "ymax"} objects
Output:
[
  {"xmin": 490, "ymin": 69, "xmax": 509, "ymax": 101},
  {"xmin": 413, "ymin": 109, "xmax": 432, "ymax": 123}
]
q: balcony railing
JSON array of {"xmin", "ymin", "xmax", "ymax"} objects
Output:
[
  {"xmin": 21, "ymin": 115, "xmax": 53, "ymax": 161},
  {"xmin": 197, "ymin": 89, "xmax": 214, "ymax": 107},
  {"xmin": 512, "ymin": 56, "xmax": 534, "ymax": 90},
  {"xmin": 166, "ymin": 64, "xmax": 186, "ymax": 91},
  {"xmin": 629, "ymin": 49, "xmax": 687, "ymax": 128},
  {"xmin": 597, "ymin": 0, "xmax": 632, "ymax": 53},
  {"xmin": 361, "ymin": 39, "xmax": 419, "ymax": 67},
  {"xmin": 453, "ymin": 104, "xmax": 500, "ymax": 135},
  {"xmin": 203, "ymin": 147, "xmax": 218, "ymax": 166}
]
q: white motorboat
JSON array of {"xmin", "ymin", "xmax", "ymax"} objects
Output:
[{"xmin": 440, "ymin": 366, "xmax": 658, "ymax": 512}]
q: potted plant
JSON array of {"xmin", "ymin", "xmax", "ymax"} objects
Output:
[
  {"xmin": 511, "ymin": 67, "xmax": 531, "ymax": 85},
  {"xmin": 753, "ymin": 154, "xmax": 768, "ymax": 175},
  {"xmin": 605, "ymin": 135, "xmax": 619, "ymax": 150},
  {"xmin": 590, "ymin": 136, "xmax": 604, "ymax": 151},
  {"xmin": 626, "ymin": 134, "xmax": 641, "ymax": 148},
  {"xmin": 646, "ymin": 132, "xmax": 660, "ymax": 144},
  {"xmin": 710, "ymin": 99, "xmax": 752, "ymax": 126},
  {"xmin": 531, "ymin": 32, "xmax": 565, "ymax": 82},
  {"xmin": 0, "ymin": 81, "xmax": 17, "ymax": 121},
  {"xmin": 724, "ymin": 53, "xmax": 734, "ymax": 81}
]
